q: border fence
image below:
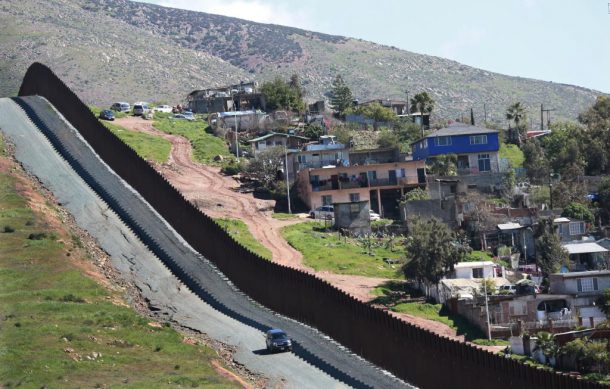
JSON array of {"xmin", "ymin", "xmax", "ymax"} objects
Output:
[{"xmin": 17, "ymin": 62, "xmax": 604, "ymax": 389}]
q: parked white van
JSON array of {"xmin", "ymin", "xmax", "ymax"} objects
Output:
[
  {"xmin": 111, "ymin": 102, "xmax": 130, "ymax": 112},
  {"xmin": 133, "ymin": 103, "xmax": 151, "ymax": 116}
]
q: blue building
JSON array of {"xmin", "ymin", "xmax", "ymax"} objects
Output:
[{"xmin": 411, "ymin": 123, "xmax": 501, "ymax": 175}]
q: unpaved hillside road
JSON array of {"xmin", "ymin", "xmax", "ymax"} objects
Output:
[{"xmin": 116, "ymin": 117, "xmax": 387, "ymax": 302}]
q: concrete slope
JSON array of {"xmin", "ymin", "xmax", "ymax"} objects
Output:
[{"xmin": 0, "ymin": 96, "xmax": 413, "ymax": 389}]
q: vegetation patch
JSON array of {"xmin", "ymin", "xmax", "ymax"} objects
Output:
[
  {"xmin": 153, "ymin": 118, "xmax": 231, "ymax": 164},
  {"xmin": 500, "ymin": 142, "xmax": 524, "ymax": 168},
  {"xmin": 215, "ymin": 217, "xmax": 272, "ymax": 259},
  {"xmin": 103, "ymin": 122, "xmax": 171, "ymax": 163},
  {"xmin": 281, "ymin": 222, "xmax": 403, "ymax": 278},
  {"xmin": 0, "ymin": 140, "xmax": 241, "ymax": 388}
]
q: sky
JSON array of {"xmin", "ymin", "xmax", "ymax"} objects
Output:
[{"xmin": 141, "ymin": 0, "xmax": 610, "ymax": 93}]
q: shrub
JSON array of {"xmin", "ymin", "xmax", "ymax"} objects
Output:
[
  {"xmin": 3, "ymin": 225, "xmax": 15, "ymax": 233},
  {"xmin": 28, "ymin": 232, "xmax": 47, "ymax": 240}
]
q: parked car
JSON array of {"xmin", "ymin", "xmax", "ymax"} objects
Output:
[
  {"xmin": 265, "ymin": 329, "xmax": 292, "ymax": 352},
  {"xmin": 98, "ymin": 109, "xmax": 115, "ymax": 121},
  {"xmin": 498, "ymin": 285, "xmax": 517, "ymax": 295},
  {"xmin": 309, "ymin": 205, "xmax": 334, "ymax": 220},
  {"xmin": 133, "ymin": 103, "xmax": 151, "ymax": 116},
  {"xmin": 110, "ymin": 102, "xmax": 130, "ymax": 112},
  {"xmin": 369, "ymin": 210, "xmax": 381, "ymax": 221},
  {"xmin": 154, "ymin": 105, "xmax": 172, "ymax": 113},
  {"xmin": 172, "ymin": 113, "xmax": 195, "ymax": 121}
]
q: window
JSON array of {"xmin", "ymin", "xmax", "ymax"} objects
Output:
[
  {"xmin": 577, "ymin": 278, "xmax": 598, "ymax": 293},
  {"xmin": 569, "ymin": 222, "xmax": 585, "ymax": 235},
  {"xmin": 297, "ymin": 155, "xmax": 307, "ymax": 163},
  {"xmin": 478, "ymin": 154, "xmax": 491, "ymax": 172},
  {"xmin": 472, "ymin": 268, "xmax": 484, "ymax": 279},
  {"xmin": 322, "ymin": 195, "xmax": 333, "ymax": 206},
  {"xmin": 435, "ymin": 136, "xmax": 452, "ymax": 146},
  {"xmin": 470, "ymin": 135, "xmax": 488, "ymax": 145},
  {"xmin": 349, "ymin": 193, "xmax": 360, "ymax": 202}
]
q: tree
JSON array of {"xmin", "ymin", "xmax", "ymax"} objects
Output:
[
  {"xmin": 534, "ymin": 331, "xmax": 560, "ymax": 365},
  {"xmin": 348, "ymin": 102, "xmax": 396, "ymax": 130},
  {"xmin": 260, "ymin": 77, "xmax": 305, "ymax": 112},
  {"xmin": 598, "ymin": 176, "xmax": 610, "ymax": 224},
  {"xmin": 401, "ymin": 188, "xmax": 430, "ymax": 202},
  {"xmin": 246, "ymin": 146, "xmax": 285, "ymax": 189},
  {"xmin": 289, "ymin": 73, "xmax": 304, "ymax": 100},
  {"xmin": 377, "ymin": 129, "xmax": 400, "ymax": 149},
  {"xmin": 596, "ymin": 288, "xmax": 610, "ymax": 319},
  {"xmin": 302, "ymin": 124, "xmax": 324, "ymax": 141},
  {"xmin": 551, "ymin": 164, "xmax": 587, "ymax": 209},
  {"xmin": 402, "ymin": 217, "xmax": 469, "ymax": 297},
  {"xmin": 506, "ymin": 102, "xmax": 527, "ymax": 145},
  {"xmin": 329, "ymin": 75, "xmax": 353, "ymax": 116},
  {"xmin": 427, "ymin": 154, "xmax": 457, "ymax": 176},
  {"xmin": 562, "ymin": 202, "xmax": 594, "ymax": 223},
  {"xmin": 522, "ymin": 140, "xmax": 549, "ymax": 184},
  {"xmin": 410, "ymin": 92, "xmax": 434, "ymax": 136},
  {"xmin": 535, "ymin": 219, "xmax": 569, "ymax": 277},
  {"xmin": 561, "ymin": 337, "xmax": 610, "ymax": 374}
]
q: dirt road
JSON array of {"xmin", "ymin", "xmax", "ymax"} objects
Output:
[{"xmin": 114, "ymin": 117, "xmax": 492, "ymax": 347}]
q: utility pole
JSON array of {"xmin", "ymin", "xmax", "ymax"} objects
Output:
[
  {"xmin": 540, "ymin": 104, "xmax": 556, "ymax": 131},
  {"xmin": 285, "ymin": 144, "xmax": 292, "ymax": 214},
  {"xmin": 232, "ymin": 94, "xmax": 239, "ymax": 162},
  {"xmin": 484, "ymin": 276, "xmax": 491, "ymax": 341},
  {"xmin": 483, "ymin": 103, "xmax": 487, "ymax": 123}
]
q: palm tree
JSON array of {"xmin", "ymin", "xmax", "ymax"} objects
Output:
[
  {"xmin": 410, "ymin": 92, "xmax": 435, "ymax": 137},
  {"xmin": 506, "ymin": 102, "xmax": 526, "ymax": 144},
  {"xmin": 534, "ymin": 331, "xmax": 559, "ymax": 365}
]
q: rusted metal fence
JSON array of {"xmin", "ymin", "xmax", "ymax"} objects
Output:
[{"xmin": 17, "ymin": 62, "xmax": 605, "ymax": 389}]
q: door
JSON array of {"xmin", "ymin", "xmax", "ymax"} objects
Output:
[
  {"xmin": 388, "ymin": 170, "xmax": 397, "ymax": 185},
  {"xmin": 331, "ymin": 175, "xmax": 339, "ymax": 190}
]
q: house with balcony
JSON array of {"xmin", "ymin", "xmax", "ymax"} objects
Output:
[
  {"xmin": 296, "ymin": 158, "xmax": 426, "ymax": 219},
  {"xmin": 411, "ymin": 123, "xmax": 501, "ymax": 175}
]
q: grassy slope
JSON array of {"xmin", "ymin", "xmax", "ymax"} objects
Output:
[
  {"xmin": 281, "ymin": 222, "xmax": 403, "ymax": 278},
  {"xmin": 104, "ymin": 121, "xmax": 171, "ymax": 164},
  {"xmin": 215, "ymin": 218, "xmax": 272, "ymax": 260},
  {"xmin": 153, "ymin": 118, "xmax": 231, "ymax": 164},
  {"xmin": 0, "ymin": 135, "xmax": 240, "ymax": 388}
]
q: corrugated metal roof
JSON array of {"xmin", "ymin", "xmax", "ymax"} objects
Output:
[{"xmin": 562, "ymin": 242, "xmax": 609, "ymax": 254}]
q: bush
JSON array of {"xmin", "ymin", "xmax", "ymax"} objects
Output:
[
  {"xmin": 27, "ymin": 232, "xmax": 47, "ymax": 240},
  {"xmin": 3, "ymin": 225, "xmax": 15, "ymax": 233},
  {"xmin": 220, "ymin": 159, "xmax": 246, "ymax": 176}
]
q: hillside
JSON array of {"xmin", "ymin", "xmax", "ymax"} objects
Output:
[
  {"xmin": 0, "ymin": 0, "xmax": 248, "ymax": 104},
  {"xmin": 0, "ymin": 0, "xmax": 603, "ymax": 122},
  {"xmin": 81, "ymin": 0, "xmax": 603, "ymax": 123}
]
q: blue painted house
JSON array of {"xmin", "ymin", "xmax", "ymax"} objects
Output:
[{"xmin": 411, "ymin": 123, "xmax": 501, "ymax": 174}]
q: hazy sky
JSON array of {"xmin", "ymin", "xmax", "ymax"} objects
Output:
[{"xmin": 141, "ymin": 0, "xmax": 610, "ymax": 93}]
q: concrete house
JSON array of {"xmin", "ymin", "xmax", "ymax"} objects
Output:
[
  {"xmin": 296, "ymin": 159, "xmax": 426, "ymax": 219},
  {"xmin": 187, "ymin": 82, "xmax": 265, "ymax": 114},
  {"xmin": 411, "ymin": 123, "xmax": 502, "ymax": 175}
]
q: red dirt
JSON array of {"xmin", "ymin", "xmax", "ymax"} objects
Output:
[{"xmin": 114, "ymin": 117, "xmax": 499, "ymax": 349}]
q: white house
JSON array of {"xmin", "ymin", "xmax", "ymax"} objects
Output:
[{"xmin": 453, "ymin": 261, "xmax": 500, "ymax": 279}]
